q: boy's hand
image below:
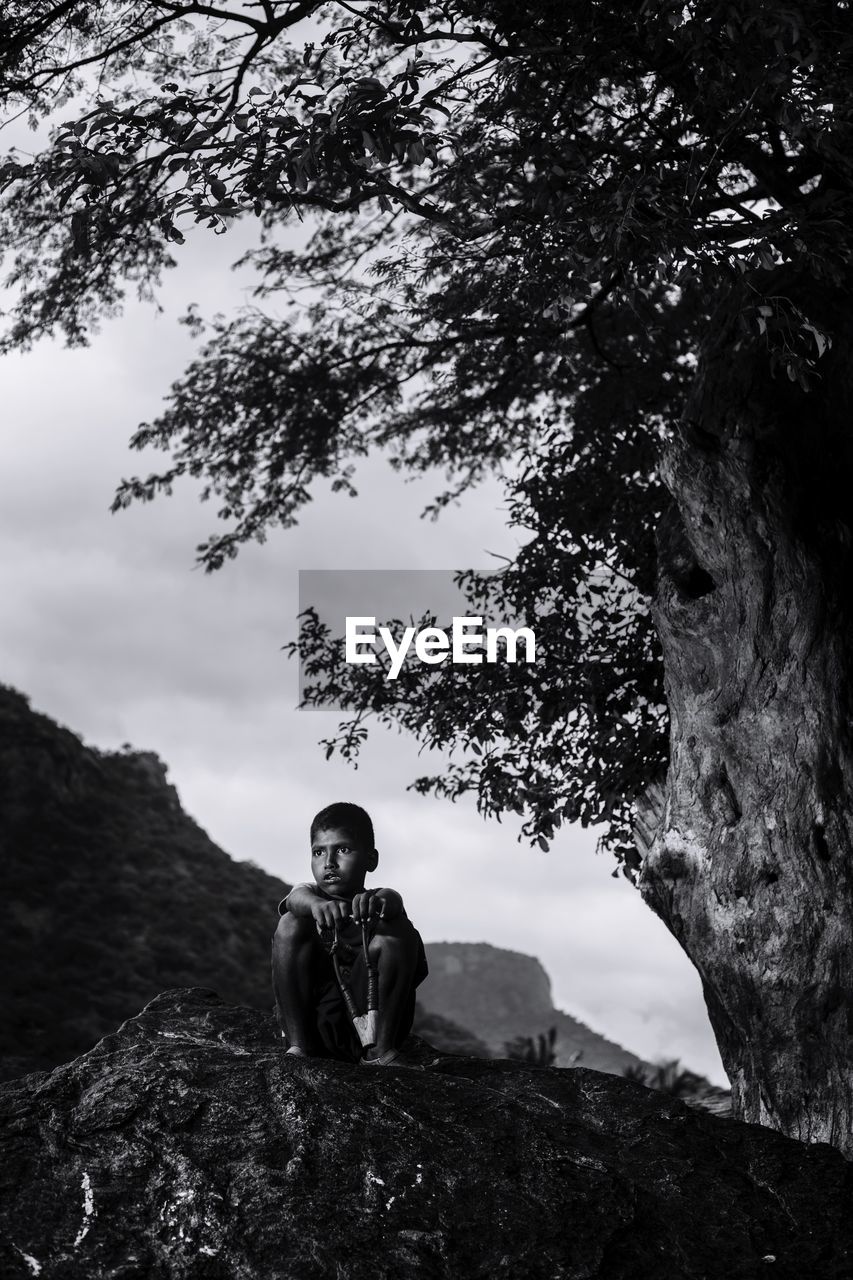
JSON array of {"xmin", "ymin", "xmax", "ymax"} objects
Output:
[
  {"xmin": 351, "ymin": 890, "xmax": 383, "ymax": 925},
  {"xmin": 311, "ymin": 898, "xmax": 351, "ymax": 932},
  {"xmin": 372, "ymin": 888, "xmax": 403, "ymax": 921}
]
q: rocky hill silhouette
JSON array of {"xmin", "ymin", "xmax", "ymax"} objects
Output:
[{"xmin": 0, "ymin": 686, "xmax": 287, "ymax": 1080}]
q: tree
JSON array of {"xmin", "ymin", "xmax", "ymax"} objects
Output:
[{"xmin": 2, "ymin": 1, "xmax": 853, "ymax": 1153}]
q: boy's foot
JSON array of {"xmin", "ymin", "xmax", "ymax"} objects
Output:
[
  {"xmin": 359, "ymin": 1047, "xmax": 401, "ymax": 1067},
  {"xmin": 285, "ymin": 1045, "xmax": 308, "ymax": 1058},
  {"xmin": 358, "ymin": 1047, "xmax": 422, "ymax": 1069}
]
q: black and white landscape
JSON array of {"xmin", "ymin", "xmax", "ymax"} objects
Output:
[{"xmin": 3, "ymin": 3, "xmax": 853, "ymax": 1276}]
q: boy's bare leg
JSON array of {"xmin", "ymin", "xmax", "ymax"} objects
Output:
[
  {"xmin": 364, "ymin": 916, "xmax": 419, "ymax": 1060},
  {"xmin": 271, "ymin": 912, "xmax": 323, "ymax": 1055}
]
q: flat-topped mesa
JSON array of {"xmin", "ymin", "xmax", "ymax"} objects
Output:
[
  {"xmin": 421, "ymin": 942, "xmax": 647, "ymax": 1075},
  {"xmin": 1, "ymin": 988, "xmax": 851, "ymax": 1280}
]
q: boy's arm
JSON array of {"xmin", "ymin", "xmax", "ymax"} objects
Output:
[{"xmin": 285, "ymin": 883, "xmax": 351, "ymax": 931}]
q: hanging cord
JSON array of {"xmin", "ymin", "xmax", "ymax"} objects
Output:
[{"xmin": 330, "ymin": 918, "xmax": 379, "ymax": 1049}]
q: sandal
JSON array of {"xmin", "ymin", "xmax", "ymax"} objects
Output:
[{"xmin": 358, "ymin": 1048, "xmax": 401, "ymax": 1068}]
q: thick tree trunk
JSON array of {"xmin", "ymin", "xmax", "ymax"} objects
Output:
[{"xmin": 640, "ymin": 284, "xmax": 853, "ymax": 1155}]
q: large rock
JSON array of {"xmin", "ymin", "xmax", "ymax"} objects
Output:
[{"xmin": 1, "ymin": 989, "xmax": 850, "ymax": 1280}]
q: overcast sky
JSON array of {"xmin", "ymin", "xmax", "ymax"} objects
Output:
[{"xmin": 0, "ymin": 215, "xmax": 727, "ymax": 1085}]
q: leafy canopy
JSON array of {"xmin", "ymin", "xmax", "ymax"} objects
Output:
[{"xmin": 2, "ymin": 1, "xmax": 851, "ymax": 866}]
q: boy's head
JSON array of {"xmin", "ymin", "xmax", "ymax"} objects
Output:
[{"xmin": 309, "ymin": 802, "xmax": 378, "ymax": 899}]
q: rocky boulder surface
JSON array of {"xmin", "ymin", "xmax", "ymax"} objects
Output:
[{"xmin": 2, "ymin": 989, "xmax": 850, "ymax": 1280}]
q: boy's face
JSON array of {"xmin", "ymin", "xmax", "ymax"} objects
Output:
[{"xmin": 310, "ymin": 826, "xmax": 378, "ymax": 899}]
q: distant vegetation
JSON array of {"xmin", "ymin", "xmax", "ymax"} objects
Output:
[
  {"xmin": 505, "ymin": 1027, "xmax": 558, "ymax": 1068},
  {"xmin": 623, "ymin": 1059, "xmax": 731, "ymax": 1116}
]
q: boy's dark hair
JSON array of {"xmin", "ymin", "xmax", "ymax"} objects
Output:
[{"xmin": 310, "ymin": 802, "xmax": 375, "ymax": 850}]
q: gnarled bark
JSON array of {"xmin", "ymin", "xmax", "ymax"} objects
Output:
[{"xmin": 640, "ymin": 284, "xmax": 853, "ymax": 1155}]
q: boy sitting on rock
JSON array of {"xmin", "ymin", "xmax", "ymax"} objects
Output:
[{"xmin": 271, "ymin": 801, "xmax": 428, "ymax": 1066}]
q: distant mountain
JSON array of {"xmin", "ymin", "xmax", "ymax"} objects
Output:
[{"xmin": 420, "ymin": 942, "xmax": 649, "ymax": 1075}]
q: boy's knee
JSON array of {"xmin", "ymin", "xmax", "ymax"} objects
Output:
[
  {"xmin": 273, "ymin": 911, "xmax": 315, "ymax": 949},
  {"xmin": 368, "ymin": 915, "xmax": 418, "ymax": 957}
]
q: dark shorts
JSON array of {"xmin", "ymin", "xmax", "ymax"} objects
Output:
[{"xmin": 280, "ymin": 913, "xmax": 429, "ymax": 1063}]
